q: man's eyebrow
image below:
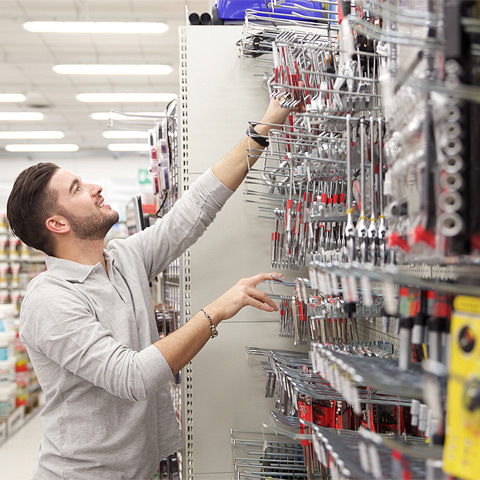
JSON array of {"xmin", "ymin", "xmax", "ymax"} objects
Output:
[{"xmin": 69, "ymin": 178, "xmax": 81, "ymax": 195}]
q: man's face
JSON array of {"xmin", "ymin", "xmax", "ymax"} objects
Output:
[{"xmin": 49, "ymin": 169, "xmax": 119, "ymax": 240}]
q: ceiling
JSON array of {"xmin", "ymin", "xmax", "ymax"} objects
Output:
[{"xmin": 0, "ymin": 0, "xmax": 210, "ymax": 160}]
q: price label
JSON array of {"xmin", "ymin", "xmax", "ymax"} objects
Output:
[
  {"xmin": 361, "ymin": 275, "xmax": 373, "ymax": 307},
  {"xmin": 331, "ymin": 271, "xmax": 340, "ymax": 295},
  {"xmin": 383, "ymin": 279, "xmax": 398, "ymax": 315}
]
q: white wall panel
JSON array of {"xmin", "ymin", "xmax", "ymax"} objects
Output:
[
  {"xmin": 181, "ymin": 26, "xmax": 308, "ymax": 479},
  {"xmin": 185, "ymin": 26, "xmax": 268, "ymax": 175}
]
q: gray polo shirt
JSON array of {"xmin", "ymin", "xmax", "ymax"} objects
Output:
[{"xmin": 19, "ymin": 169, "xmax": 233, "ymax": 479}]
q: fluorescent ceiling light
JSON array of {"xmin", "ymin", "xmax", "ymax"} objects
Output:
[
  {"xmin": 54, "ymin": 64, "xmax": 172, "ymax": 75},
  {"xmin": 0, "ymin": 131, "xmax": 64, "ymax": 139},
  {"xmin": 0, "ymin": 94, "xmax": 26, "ymax": 102},
  {"xmin": 107, "ymin": 143, "xmax": 150, "ymax": 152},
  {"xmin": 77, "ymin": 93, "xmax": 176, "ymax": 103},
  {"xmin": 0, "ymin": 112, "xmax": 44, "ymax": 121},
  {"xmin": 103, "ymin": 131, "xmax": 149, "ymax": 139},
  {"xmin": 91, "ymin": 112, "xmax": 162, "ymax": 120},
  {"xmin": 5, "ymin": 144, "xmax": 79, "ymax": 152},
  {"xmin": 23, "ymin": 21, "xmax": 169, "ymax": 34}
]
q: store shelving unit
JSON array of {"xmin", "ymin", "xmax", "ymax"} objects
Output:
[
  {"xmin": 176, "ymin": 2, "xmax": 480, "ymax": 479},
  {"xmin": 178, "ymin": 25, "xmax": 310, "ymax": 480},
  {"xmin": 0, "ymin": 220, "xmax": 44, "ymax": 447}
]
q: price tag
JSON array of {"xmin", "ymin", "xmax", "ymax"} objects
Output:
[
  {"xmin": 349, "ymin": 274, "xmax": 359, "ymax": 302},
  {"xmin": 320, "ymin": 442, "xmax": 328, "ymax": 466},
  {"xmin": 383, "ymin": 279, "xmax": 398, "ymax": 315},
  {"xmin": 316, "ymin": 269, "xmax": 323, "ymax": 293},
  {"xmin": 341, "ymin": 375, "xmax": 351, "ymax": 405},
  {"xmin": 301, "ymin": 279, "xmax": 308, "ymax": 304},
  {"xmin": 319, "ymin": 355, "xmax": 326, "ymax": 377},
  {"xmin": 369, "ymin": 444, "xmax": 383, "ymax": 479},
  {"xmin": 319, "ymin": 273, "xmax": 327, "ymax": 293},
  {"xmin": 358, "ymin": 441, "xmax": 370, "ymax": 473},
  {"xmin": 333, "ymin": 365, "xmax": 341, "ymax": 391},
  {"xmin": 309, "ymin": 265, "xmax": 318, "ymax": 290},
  {"xmin": 331, "ymin": 271, "xmax": 340, "ymax": 295},
  {"xmin": 313, "ymin": 435, "xmax": 324, "ymax": 465},
  {"xmin": 324, "ymin": 273, "xmax": 332, "ymax": 296},
  {"xmin": 296, "ymin": 279, "xmax": 303, "ymax": 304},
  {"xmin": 326, "ymin": 364, "xmax": 334, "ymax": 386},
  {"xmin": 341, "ymin": 275, "xmax": 349, "ymax": 301},
  {"xmin": 310, "ymin": 350, "xmax": 317, "ymax": 373},
  {"xmin": 382, "ymin": 315, "xmax": 389, "ymax": 333},
  {"xmin": 331, "ymin": 462, "xmax": 340, "ymax": 480},
  {"xmin": 352, "ymin": 384, "xmax": 361, "ymax": 415},
  {"xmin": 361, "ymin": 275, "xmax": 373, "ymax": 307}
]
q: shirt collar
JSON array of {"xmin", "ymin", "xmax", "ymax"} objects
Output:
[{"xmin": 45, "ymin": 253, "xmax": 111, "ymax": 283}]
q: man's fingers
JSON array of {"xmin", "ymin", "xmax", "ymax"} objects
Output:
[
  {"xmin": 246, "ymin": 287, "xmax": 278, "ymax": 311},
  {"xmin": 245, "ymin": 272, "xmax": 284, "ymax": 287},
  {"xmin": 248, "ymin": 296, "xmax": 277, "ymax": 312}
]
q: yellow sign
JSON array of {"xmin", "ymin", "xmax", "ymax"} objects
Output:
[{"xmin": 444, "ymin": 301, "xmax": 480, "ymax": 480}]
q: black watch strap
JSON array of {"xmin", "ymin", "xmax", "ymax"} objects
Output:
[{"xmin": 246, "ymin": 124, "xmax": 269, "ymax": 148}]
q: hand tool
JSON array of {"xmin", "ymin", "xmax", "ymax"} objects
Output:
[
  {"xmin": 376, "ymin": 117, "xmax": 387, "ymax": 265},
  {"xmin": 367, "ymin": 116, "xmax": 378, "ymax": 265},
  {"xmin": 356, "ymin": 117, "xmax": 368, "ymax": 263},
  {"xmin": 344, "ymin": 114, "xmax": 356, "ymax": 262}
]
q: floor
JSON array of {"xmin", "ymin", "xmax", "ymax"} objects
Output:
[{"xmin": 0, "ymin": 408, "xmax": 42, "ymax": 480}]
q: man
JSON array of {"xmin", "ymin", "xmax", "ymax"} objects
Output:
[{"xmin": 6, "ymin": 96, "xmax": 291, "ymax": 479}]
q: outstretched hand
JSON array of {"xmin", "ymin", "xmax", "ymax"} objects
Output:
[
  {"xmin": 205, "ymin": 272, "xmax": 283, "ymax": 323},
  {"xmin": 260, "ymin": 93, "xmax": 292, "ymax": 126},
  {"xmin": 156, "ymin": 273, "xmax": 284, "ymax": 375},
  {"xmin": 260, "ymin": 80, "xmax": 306, "ymax": 126}
]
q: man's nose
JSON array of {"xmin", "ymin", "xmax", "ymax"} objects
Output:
[{"xmin": 88, "ymin": 183, "xmax": 102, "ymax": 196}]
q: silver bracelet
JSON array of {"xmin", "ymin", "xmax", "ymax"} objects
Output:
[{"xmin": 200, "ymin": 308, "xmax": 218, "ymax": 338}]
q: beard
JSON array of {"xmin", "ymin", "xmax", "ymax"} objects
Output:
[{"xmin": 60, "ymin": 207, "xmax": 119, "ymax": 240}]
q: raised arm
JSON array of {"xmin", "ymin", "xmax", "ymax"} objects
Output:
[{"xmin": 211, "ymin": 95, "xmax": 291, "ymax": 191}]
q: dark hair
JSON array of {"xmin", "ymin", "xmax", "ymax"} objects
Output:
[{"xmin": 7, "ymin": 162, "xmax": 60, "ymax": 256}]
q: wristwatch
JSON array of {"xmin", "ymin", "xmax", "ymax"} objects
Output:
[{"xmin": 246, "ymin": 123, "xmax": 269, "ymax": 148}]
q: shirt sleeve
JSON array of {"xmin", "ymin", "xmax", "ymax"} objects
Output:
[
  {"xmin": 108, "ymin": 168, "xmax": 234, "ymax": 281},
  {"xmin": 20, "ymin": 284, "xmax": 172, "ymax": 402}
]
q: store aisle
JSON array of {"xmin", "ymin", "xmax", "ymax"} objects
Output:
[{"xmin": 0, "ymin": 410, "xmax": 42, "ymax": 480}]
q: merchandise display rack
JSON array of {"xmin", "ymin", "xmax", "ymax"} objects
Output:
[{"xmin": 176, "ymin": 1, "xmax": 480, "ymax": 479}]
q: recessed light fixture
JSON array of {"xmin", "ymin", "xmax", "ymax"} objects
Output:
[
  {"xmin": 77, "ymin": 93, "xmax": 176, "ymax": 103},
  {"xmin": 91, "ymin": 112, "xmax": 162, "ymax": 120},
  {"xmin": 0, "ymin": 112, "xmax": 44, "ymax": 121},
  {"xmin": 0, "ymin": 94, "xmax": 26, "ymax": 102},
  {"xmin": 54, "ymin": 64, "xmax": 172, "ymax": 75},
  {"xmin": 107, "ymin": 143, "xmax": 150, "ymax": 152},
  {"xmin": 5, "ymin": 144, "xmax": 79, "ymax": 152},
  {"xmin": 103, "ymin": 131, "xmax": 149, "ymax": 139},
  {"xmin": 0, "ymin": 131, "xmax": 64, "ymax": 139},
  {"xmin": 23, "ymin": 21, "xmax": 169, "ymax": 34}
]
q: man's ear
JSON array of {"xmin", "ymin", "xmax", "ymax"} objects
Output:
[{"xmin": 45, "ymin": 216, "xmax": 70, "ymax": 235}]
